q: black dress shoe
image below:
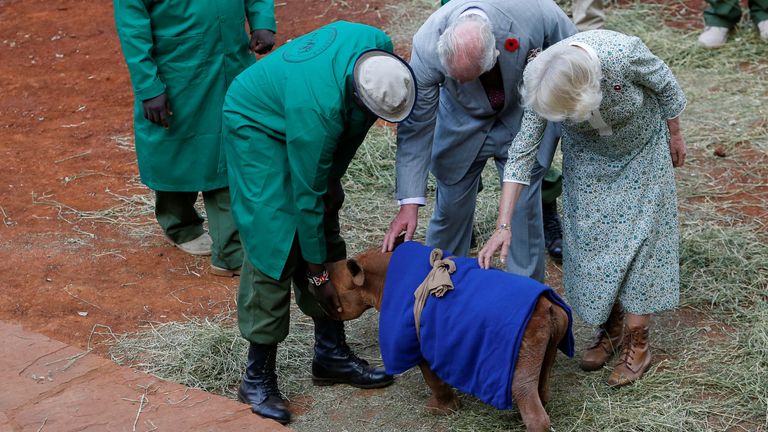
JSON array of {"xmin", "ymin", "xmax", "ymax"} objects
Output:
[
  {"xmin": 238, "ymin": 343, "xmax": 292, "ymax": 424},
  {"xmin": 312, "ymin": 318, "xmax": 394, "ymax": 389},
  {"xmin": 543, "ymin": 200, "xmax": 563, "ymax": 263}
]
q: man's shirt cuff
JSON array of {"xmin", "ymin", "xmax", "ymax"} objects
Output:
[{"xmin": 397, "ymin": 197, "xmax": 426, "ymax": 206}]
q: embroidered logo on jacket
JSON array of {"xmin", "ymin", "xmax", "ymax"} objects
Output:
[{"xmin": 283, "ymin": 27, "xmax": 337, "ymax": 63}]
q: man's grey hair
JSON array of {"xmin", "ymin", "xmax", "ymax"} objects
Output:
[{"xmin": 437, "ymin": 14, "xmax": 497, "ymax": 79}]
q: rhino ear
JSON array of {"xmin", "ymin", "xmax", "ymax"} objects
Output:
[{"xmin": 346, "ymin": 258, "xmax": 365, "ymax": 286}]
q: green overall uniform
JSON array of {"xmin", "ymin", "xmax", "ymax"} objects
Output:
[
  {"xmin": 703, "ymin": 0, "xmax": 768, "ymax": 28},
  {"xmin": 114, "ymin": 0, "xmax": 275, "ymax": 268},
  {"xmin": 223, "ymin": 21, "xmax": 392, "ymax": 344}
]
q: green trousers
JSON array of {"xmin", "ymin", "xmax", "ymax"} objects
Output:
[
  {"xmin": 704, "ymin": 0, "xmax": 768, "ymax": 27},
  {"xmin": 238, "ymin": 210, "xmax": 347, "ymax": 345},
  {"xmin": 155, "ymin": 188, "xmax": 243, "ymax": 269}
]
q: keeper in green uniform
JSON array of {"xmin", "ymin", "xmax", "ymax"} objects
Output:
[
  {"xmin": 223, "ymin": 21, "xmax": 416, "ymax": 424},
  {"xmin": 114, "ymin": 0, "xmax": 276, "ymax": 275}
]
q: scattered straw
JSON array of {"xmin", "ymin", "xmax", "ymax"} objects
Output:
[
  {"xmin": 0, "ymin": 205, "xmax": 13, "ymax": 226},
  {"xmin": 383, "ymin": 0, "xmax": 438, "ymax": 47},
  {"xmin": 54, "ymin": 150, "xmax": 92, "ymax": 164},
  {"xmin": 63, "ymin": 285, "xmax": 104, "ymax": 311},
  {"xmin": 132, "ymin": 387, "xmax": 148, "ymax": 432},
  {"xmin": 36, "ymin": 417, "xmax": 47, "ymax": 432},
  {"xmin": 112, "ymin": 134, "xmax": 135, "ymax": 152},
  {"xmin": 32, "ymin": 180, "xmax": 160, "ymax": 240}
]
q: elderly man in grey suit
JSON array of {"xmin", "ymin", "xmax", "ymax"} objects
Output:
[{"xmin": 382, "ymin": 0, "xmax": 576, "ymax": 282}]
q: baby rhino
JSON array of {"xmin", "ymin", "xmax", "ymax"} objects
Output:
[{"xmin": 328, "ymin": 241, "xmax": 574, "ymax": 432}]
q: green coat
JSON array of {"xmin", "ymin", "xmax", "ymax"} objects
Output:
[
  {"xmin": 223, "ymin": 21, "xmax": 393, "ymax": 280},
  {"xmin": 114, "ymin": 0, "xmax": 275, "ymax": 192}
]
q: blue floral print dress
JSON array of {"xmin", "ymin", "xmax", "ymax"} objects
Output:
[{"xmin": 503, "ymin": 30, "xmax": 687, "ymax": 325}]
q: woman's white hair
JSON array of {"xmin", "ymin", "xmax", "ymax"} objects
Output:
[
  {"xmin": 521, "ymin": 44, "xmax": 602, "ymax": 122},
  {"xmin": 437, "ymin": 14, "xmax": 496, "ymax": 80}
]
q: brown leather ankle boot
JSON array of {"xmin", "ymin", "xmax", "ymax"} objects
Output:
[
  {"xmin": 607, "ymin": 325, "xmax": 652, "ymax": 387},
  {"xmin": 579, "ymin": 304, "xmax": 624, "ymax": 371}
]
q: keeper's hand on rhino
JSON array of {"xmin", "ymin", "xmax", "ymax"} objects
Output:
[
  {"xmin": 142, "ymin": 93, "xmax": 172, "ymax": 128},
  {"xmin": 307, "ymin": 263, "xmax": 343, "ymax": 316},
  {"xmin": 317, "ymin": 279, "xmax": 343, "ymax": 317}
]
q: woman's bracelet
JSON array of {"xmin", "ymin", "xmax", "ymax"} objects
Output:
[{"xmin": 497, "ymin": 223, "xmax": 511, "ymax": 231}]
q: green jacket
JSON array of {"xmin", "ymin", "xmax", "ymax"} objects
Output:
[
  {"xmin": 223, "ymin": 21, "xmax": 393, "ymax": 279},
  {"xmin": 114, "ymin": 0, "xmax": 275, "ymax": 191}
]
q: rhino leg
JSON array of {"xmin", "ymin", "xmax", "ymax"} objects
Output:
[
  {"xmin": 512, "ymin": 299, "xmax": 552, "ymax": 432},
  {"xmin": 418, "ymin": 361, "xmax": 460, "ymax": 415},
  {"xmin": 538, "ymin": 297, "xmax": 568, "ymax": 406}
]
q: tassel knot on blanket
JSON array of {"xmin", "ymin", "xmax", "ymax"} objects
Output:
[{"xmin": 413, "ymin": 248, "xmax": 455, "ymax": 342}]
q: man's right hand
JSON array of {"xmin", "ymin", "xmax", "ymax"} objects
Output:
[
  {"xmin": 382, "ymin": 204, "xmax": 419, "ymax": 252},
  {"xmin": 249, "ymin": 29, "xmax": 276, "ymax": 54},
  {"xmin": 142, "ymin": 93, "xmax": 172, "ymax": 128}
]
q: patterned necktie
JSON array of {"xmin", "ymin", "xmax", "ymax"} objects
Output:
[{"xmin": 479, "ymin": 62, "xmax": 505, "ymax": 111}]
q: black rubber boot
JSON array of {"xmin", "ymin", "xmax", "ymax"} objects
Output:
[
  {"xmin": 237, "ymin": 343, "xmax": 291, "ymax": 425},
  {"xmin": 312, "ymin": 318, "xmax": 394, "ymax": 389},
  {"xmin": 543, "ymin": 200, "xmax": 563, "ymax": 263}
]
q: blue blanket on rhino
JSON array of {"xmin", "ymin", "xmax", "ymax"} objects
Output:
[{"xmin": 379, "ymin": 241, "xmax": 575, "ymax": 409}]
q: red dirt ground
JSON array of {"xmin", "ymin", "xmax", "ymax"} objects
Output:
[
  {"xmin": 617, "ymin": 0, "xmax": 706, "ymax": 30},
  {"xmin": 2, "ymin": 0, "xmax": 764, "ymax": 359},
  {"xmin": 0, "ymin": 0, "xmax": 391, "ymax": 351}
]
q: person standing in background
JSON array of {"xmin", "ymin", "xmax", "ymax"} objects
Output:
[
  {"xmin": 698, "ymin": 0, "xmax": 768, "ymax": 48},
  {"xmin": 114, "ymin": 0, "xmax": 275, "ymax": 276},
  {"xmin": 572, "ymin": 0, "xmax": 605, "ymax": 31}
]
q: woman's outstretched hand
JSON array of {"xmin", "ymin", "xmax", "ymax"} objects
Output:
[{"xmin": 478, "ymin": 228, "xmax": 512, "ymax": 269}]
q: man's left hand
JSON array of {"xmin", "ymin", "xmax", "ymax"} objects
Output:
[
  {"xmin": 250, "ymin": 29, "xmax": 275, "ymax": 54},
  {"xmin": 307, "ymin": 263, "xmax": 343, "ymax": 318},
  {"xmin": 316, "ymin": 280, "xmax": 343, "ymax": 318}
]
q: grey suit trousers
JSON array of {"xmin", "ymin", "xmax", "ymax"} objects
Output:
[{"xmin": 426, "ymin": 122, "xmax": 548, "ymax": 282}]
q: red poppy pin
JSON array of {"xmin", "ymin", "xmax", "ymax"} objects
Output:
[{"xmin": 505, "ymin": 37, "xmax": 520, "ymax": 52}]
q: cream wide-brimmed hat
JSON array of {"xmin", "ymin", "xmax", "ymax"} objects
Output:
[{"xmin": 353, "ymin": 50, "xmax": 416, "ymax": 123}]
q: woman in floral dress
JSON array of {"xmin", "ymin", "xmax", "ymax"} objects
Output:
[{"xmin": 478, "ymin": 30, "xmax": 687, "ymax": 386}]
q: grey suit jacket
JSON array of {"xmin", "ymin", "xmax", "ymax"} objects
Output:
[{"xmin": 395, "ymin": 0, "xmax": 576, "ymax": 199}]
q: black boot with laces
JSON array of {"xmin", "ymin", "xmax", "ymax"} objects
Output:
[
  {"xmin": 312, "ymin": 317, "xmax": 394, "ymax": 389},
  {"xmin": 238, "ymin": 343, "xmax": 291, "ymax": 424}
]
